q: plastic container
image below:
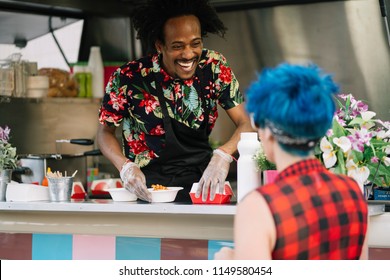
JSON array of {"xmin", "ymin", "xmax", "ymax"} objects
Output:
[
  {"xmin": 73, "ymin": 65, "xmax": 92, "ymax": 98},
  {"xmin": 147, "ymin": 187, "xmax": 183, "ymax": 203},
  {"xmin": 106, "ymin": 188, "xmax": 137, "ymax": 202},
  {"xmin": 87, "ymin": 46, "xmax": 104, "ymax": 98},
  {"xmin": 190, "ymin": 182, "xmax": 233, "ymax": 204},
  {"xmin": 237, "ymin": 132, "xmax": 261, "ymax": 203},
  {"xmin": 26, "ymin": 75, "xmax": 49, "ymax": 98},
  {"xmin": 6, "ymin": 183, "xmax": 49, "ymax": 202}
]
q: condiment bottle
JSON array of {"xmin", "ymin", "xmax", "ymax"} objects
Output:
[
  {"xmin": 87, "ymin": 46, "xmax": 104, "ymax": 99},
  {"xmin": 237, "ymin": 132, "xmax": 261, "ymax": 203},
  {"xmin": 41, "ymin": 167, "xmax": 51, "ymax": 187}
]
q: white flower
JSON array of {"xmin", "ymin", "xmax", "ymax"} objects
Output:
[
  {"xmin": 360, "ymin": 111, "xmax": 376, "ymax": 130},
  {"xmin": 361, "ymin": 111, "xmax": 376, "ymax": 120},
  {"xmin": 320, "ymin": 138, "xmax": 337, "ymax": 168},
  {"xmin": 383, "ymin": 156, "xmax": 390, "ymax": 167},
  {"xmin": 316, "ymin": 94, "xmax": 390, "ymax": 189},
  {"xmin": 346, "ymin": 160, "xmax": 370, "ymax": 189},
  {"xmin": 333, "ymin": 136, "xmax": 351, "ymax": 153},
  {"xmin": 320, "ymin": 137, "xmax": 333, "ymax": 153},
  {"xmin": 322, "ymin": 150, "xmax": 337, "ymax": 168}
]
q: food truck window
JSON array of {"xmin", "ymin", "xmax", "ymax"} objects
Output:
[{"xmin": 0, "ymin": 20, "xmax": 83, "ymax": 71}]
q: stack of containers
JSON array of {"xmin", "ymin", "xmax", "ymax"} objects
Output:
[{"xmin": 87, "ymin": 46, "xmax": 104, "ymax": 99}]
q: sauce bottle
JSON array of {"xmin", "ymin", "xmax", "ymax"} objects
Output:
[{"xmin": 237, "ymin": 132, "xmax": 261, "ymax": 203}]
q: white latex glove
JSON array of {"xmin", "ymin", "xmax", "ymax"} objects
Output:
[
  {"xmin": 196, "ymin": 149, "xmax": 232, "ymax": 201},
  {"xmin": 120, "ymin": 161, "xmax": 152, "ymax": 202}
]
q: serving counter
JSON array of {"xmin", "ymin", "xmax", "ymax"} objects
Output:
[
  {"xmin": 0, "ymin": 200, "xmax": 235, "ymax": 260},
  {"xmin": 0, "ymin": 200, "xmax": 388, "ymax": 260}
]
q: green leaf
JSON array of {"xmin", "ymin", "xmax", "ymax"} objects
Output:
[
  {"xmin": 351, "ymin": 149, "xmax": 363, "ymax": 162},
  {"xmin": 336, "ymin": 149, "xmax": 347, "ymax": 175},
  {"xmin": 348, "ymin": 117, "xmax": 365, "ymax": 126},
  {"xmin": 332, "ymin": 118, "xmax": 346, "ymax": 137},
  {"xmin": 371, "ymin": 138, "xmax": 390, "ymax": 148},
  {"xmin": 367, "ymin": 163, "xmax": 390, "ymax": 186}
]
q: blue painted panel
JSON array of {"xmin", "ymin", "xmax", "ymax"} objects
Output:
[
  {"xmin": 116, "ymin": 236, "xmax": 161, "ymax": 260},
  {"xmin": 208, "ymin": 240, "xmax": 234, "ymax": 260},
  {"xmin": 32, "ymin": 233, "xmax": 73, "ymax": 260}
]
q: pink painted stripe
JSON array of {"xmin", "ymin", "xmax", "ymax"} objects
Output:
[{"xmin": 73, "ymin": 235, "xmax": 116, "ymax": 260}]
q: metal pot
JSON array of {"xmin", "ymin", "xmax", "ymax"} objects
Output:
[
  {"xmin": 16, "ymin": 138, "xmax": 100, "ymax": 188},
  {"xmin": 19, "ymin": 153, "xmax": 87, "ymax": 186}
]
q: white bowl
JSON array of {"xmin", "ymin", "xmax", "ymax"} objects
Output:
[
  {"xmin": 106, "ymin": 187, "xmax": 137, "ymax": 202},
  {"xmin": 91, "ymin": 178, "xmax": 122, "ymax": 196},
  {"xmin": 148, "ymin": 187, "xmax": 183, "ymax": 203}
]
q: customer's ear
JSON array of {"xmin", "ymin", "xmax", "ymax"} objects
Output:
[{"xmin": 264, "ymin": 127, "xmax": 274, "ymax": 143}]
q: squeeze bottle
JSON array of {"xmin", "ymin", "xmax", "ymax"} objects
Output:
[{"xmin": 237, "ymin": 132, "xmax": 261, "ymax": 203}]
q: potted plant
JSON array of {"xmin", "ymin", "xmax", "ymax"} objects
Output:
[
  {"xmin": 253, "ymin": 142, "xmax": 278, "ymax": 185},
  {"xmin": 315, "ymin": 94, "xmax": 390, "ymax": 199},
  {"xmin": 0, "ymin": 125, "xmax": 18, "ymax": 201}
]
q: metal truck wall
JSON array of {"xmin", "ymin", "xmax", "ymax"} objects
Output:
[{"xmin": 207, "ymin": 0, "xmax": 390, "ymax": 144}]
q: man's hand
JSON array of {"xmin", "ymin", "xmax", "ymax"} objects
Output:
[
  {"xmin": 120, "ymin": 161, "xmax": 152, "ymax": 202},
  {"xmin": 196, "ymin": 149, "xmax": 232, "ymax": 201}
]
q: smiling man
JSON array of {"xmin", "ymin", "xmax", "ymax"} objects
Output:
[{"xmin": 97, "ymin": 0, "xmax": 253, "ymax": 202}]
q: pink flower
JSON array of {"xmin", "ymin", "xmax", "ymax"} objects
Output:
[
  {"xmin": 347, "ymin": 128, "xmax": 373, "ymax": 152},
  {"xmin": 0, "ymin": 126, "xmax": 11, "ymax": 143},
  {"xmin": 371, "ymin": 157, "xmax": 379, "ymax": 164}
]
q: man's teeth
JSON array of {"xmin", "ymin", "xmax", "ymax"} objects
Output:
[{"xmin": 178, "ymin": 61, "xmax": 193, "ymax": 68}]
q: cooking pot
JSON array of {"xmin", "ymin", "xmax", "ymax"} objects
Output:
[{"xmin": 17, "ymin": 139, "xmax": 101, "ymax": 188}]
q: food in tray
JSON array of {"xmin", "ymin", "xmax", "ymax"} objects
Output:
[{"xmin": 151, "ymin": 184, "xmax": 168, "ymax": 191}]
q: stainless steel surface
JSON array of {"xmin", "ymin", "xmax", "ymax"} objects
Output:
[
  {"xmin": 206, "ymin": 0, "xmax": 390, "ymax": 144},
  {"xmin": 0, "ymin": 98, "xmax": 101, "ymax": 155},
  {"xmin": 19, "ymin": 154, "xmax": 87, "ymax": 187},
  {"xmin": 0, "ymin": 199, "xmax": 236, "ymax": 214},
  {"xmin": 0, "ymin": 169, "xmax": 12, "ymax": 201},
  {"xmin": 1, "ymin": 0, "xmax": 389, "ymax": 178},
  {"xmin": 47, "ymin": 176, "xmax": 73, "ymax": 202},
  {"xmin": 209, "ymin": 0, "xmax": 390, "ymax": 121},
  {"xmin": 368, "ymin": 202, "xmax": 386, "ymax": 216},
  {"xmin": 0, "ymin": 199, "xmax": 383, "ymax": 216}
]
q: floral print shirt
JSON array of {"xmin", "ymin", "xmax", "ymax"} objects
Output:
[{"xmin": 99, "ymin": 49, "xmax": 243, "ymax": 167}]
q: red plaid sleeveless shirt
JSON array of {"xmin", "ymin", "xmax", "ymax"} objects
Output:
[{"xmin": 257, "ymin": 159, "xmax": 368, "ymax": 259}]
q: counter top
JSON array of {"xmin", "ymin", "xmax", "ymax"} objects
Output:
[
  {"xmin": 0, "ymin": 199, "xmax": 236, "ymax": 215},
  {"xmin": 0, "ymin": 200, "xmax": 384, "ymax": 216},
  {"xmin": 0, "ymin": 200, "xmax": 236, "ymax": 240}
]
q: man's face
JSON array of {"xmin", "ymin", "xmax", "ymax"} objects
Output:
[{"xmin": 156, "ymin": 15, "xmax": 203, "ymax": 80}]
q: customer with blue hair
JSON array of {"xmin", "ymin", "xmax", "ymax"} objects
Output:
[{"xmin": 215, "ymin": 63, "xmax": 369, "ymax": 260}]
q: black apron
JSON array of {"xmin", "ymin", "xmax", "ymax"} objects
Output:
[{"xmin": 141, "ymin": 69, "xmax": 212, "ymax": 202}]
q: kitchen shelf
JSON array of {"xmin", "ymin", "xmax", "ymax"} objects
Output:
[{"xmin": 0, "ymin": 96, "xmax": 101, "ymax": 104}]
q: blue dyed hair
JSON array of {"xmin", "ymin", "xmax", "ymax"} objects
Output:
[{"xmin": 246, "ymin": 63, "xmax": 339, "ymax": 156}]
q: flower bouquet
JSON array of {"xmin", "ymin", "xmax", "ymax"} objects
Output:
[
  {"xmin": 315, "ymin": 94, "xmax": 390, "ymax": 193},
  {"xmin": 0, "ymin": 125, "xmax": 18, "ymax": 170}
]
